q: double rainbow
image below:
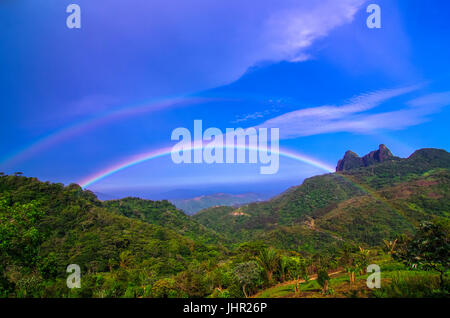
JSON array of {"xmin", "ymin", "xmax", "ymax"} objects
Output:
[{"xmin": 0, "ymin": 96, "xmax": 210, "ymax": 167}]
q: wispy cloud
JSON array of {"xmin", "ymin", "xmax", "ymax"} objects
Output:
[
  {"xmin": 408, "ymin": 91, "xmax": 450, "ymax": 108},
  {"xmin": 232, "ymin": 102, "xmax": 282, "ymax": 123},
  {"xmin": 256, "ymin": 86, "xmax": 450, "ymax": 138},
  {"xmin": 78, "ymin": 0, "xmax": 366, "ymax": 93},
  {"xmin": 263, "ymin": 0, "xmax": 365, "ymax": 62}
]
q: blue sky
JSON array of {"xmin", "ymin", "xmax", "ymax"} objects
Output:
[{"xmin": 1, "ymin": 0, "xmax": 449, "ymax": 199}]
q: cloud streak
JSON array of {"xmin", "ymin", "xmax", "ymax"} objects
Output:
[
  {"xmin": 67, "ymin": 0, "xmax": 367, "ymax": 94},
  {"xmin": 256, "ymin": 86, "xmax": 450, "ymax": 138},
  {"xmin": 263, "ymin": 0, "xmax": 365, "ymax": 62}
]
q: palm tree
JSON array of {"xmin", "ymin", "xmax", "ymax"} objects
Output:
[
  {"xmin": 119, "ymin": 250, "xmax": 135, "ymax": 269},
  {"xmin": 382, "ymin": 239, "xmax": 397, "ymax": 255},
  {"xmin": 256, "ymin": 247, "xmax": 279, "ymax": 285},
  {"xmin": 357, "ymin": 246, "xmax": 370, "ymax": 275},
  {"xmin": 278, "ymin": 256, "xmax": 288, "ymax": 282},
  {"xmin": 339, "ymin": 245, "xmax": 356, "ymax": 284}
]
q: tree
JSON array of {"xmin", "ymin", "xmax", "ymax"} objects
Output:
[
  {"xmin": 339, "ymin": 244, "xmax": 358, "ymax": 284},
  {"xmin": 175, "ymin": 265, "xmax": 210, "ymax": 297},
  {"xmin": 0, "ymin": 199, "xmax": 44, "ymax": 266},
  {"xmin": 278, "ymin": 256, "xmax": 289, "ymax": 282},
  {"xmin": 0, "ymin": 199, "xmax": 44, "ymax": 294},
  {"xmin": 355, "ymin": 246, "xmax": 370, "ymax": 275},
  {"xmin": 394, "ymin": 219, "xmax": 450, "ymax": 288},
  {"xmin": 209, "ymin": 264, "xmax": 233, "ymax": 293},
  {"xmin": 152, "ymin": 278, "xmax": 177, "ymax": 298},
  {"xmin": 233, "ymin": 261, "xmax": 262, "ymax": 298},
  {"xmin": 108, "ymin": 258, "xmax": 118, "ymax": 272},
  {"xmin": 285, "ymin": 257, "xmax": 311, "ymax": 293},
  {"xmin": 382, "ymin": 239, "xmax": 397, "ymax": 256},
  {"xmin": 119, "ymin": 251, "xmax": 135, "ymax": 269},
  {"xmin": 38, "ymin": 252, "xmax": 58, "ymax": 280},
  {"xmin": 317, "ymin": 268, "xmax": 330, "ymax": 294},
  {"xmin": 255, "ymin": 247, "xmax": 279, "ymax": 285}
]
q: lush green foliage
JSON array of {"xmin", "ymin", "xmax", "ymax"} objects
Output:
[
  {"xmin": 195, "ymin": 149, "xmax": 450, "ymax": 246},
  {"xmin": 171, "ymin": 193, "xmax": 264, "ymax": 215},
  {"xmin": 0, "ymin": 147, "xmax": 448, "ymax": 298},
  {"xmin": 104, "ymin": 197, "xmax": 224, "ymax": 244},
  {"xmin": 394, "ymin": 218, "xmax": 449, "ymax": 287}
]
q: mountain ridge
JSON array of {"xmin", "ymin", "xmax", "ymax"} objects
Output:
[
  {"xmin": 336, "ymin": 144, "xmax": 399, "ymax": 171},
  {"xmin": 194, "ymin": 146, "xmax": 450, "ymax": 246},
  {"xmin": 170, "ymin": 192, "xmax": 268, "ymax": 215},
  {"xmin": 1, "ymin": 145, "xmax": 449, "ymax": 297}
]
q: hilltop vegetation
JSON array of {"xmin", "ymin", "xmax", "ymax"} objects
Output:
[
  {"xmin": 170, "ymin": 192, "xmax": 266, "ymax": 215},
  {"xmin": 194, "ymin": 148, "xmax": 450, "ymax": 246},
  {"xmin": 103, "ymin": 197, "xmax": 225, "ymax": 244},
  {"xmin": 0, "ymin": 146, "xmax": 449, "ymax": 298},
  {"xmin": 0, "ymin": 176, "xmax": 225, "ymax": 297}
]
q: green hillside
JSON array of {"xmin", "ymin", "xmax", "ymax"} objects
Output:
[
  {"xmin": 0, "ymin": 176, "xmax": 225, "ymax": 297},
  {"xmin": 170, "ymin": 192, "xmax": 265, "ymax": 215},
  {"xmin": 103, "ymin": 197, "xmax": 225, "ymax": 244},
  {"xmin": 0, "ymin": 146, "xmax": 448, "ymax": 298},
  {"xmin": 193, "ymin": 148, "xmax": 450, "ymax": 246}
]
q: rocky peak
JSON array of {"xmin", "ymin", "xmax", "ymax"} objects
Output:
[
  {"xmin": 336, "ymin": 151, "xmax": 363, "ymax": 172},
  {"xmin": 361, "ymin": 144, "xmax": 394, "ymax": 166},
  {"xmin": 336, "ymin": 144, "xmax": 395, "ymax": 172}
]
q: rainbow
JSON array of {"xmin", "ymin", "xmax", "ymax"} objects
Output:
[
  {"xmin": 0, "ymin": 96, "xmax": 211, "ymax": 167},
  {"xmin": 79, "ymin": 145, "xmax": 335, "ymax": 188},
  {"xmin": 79, "ymin": 143, "xmax": 406, "ymax": 221}
]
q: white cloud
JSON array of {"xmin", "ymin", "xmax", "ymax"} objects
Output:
[
  {"xmin": 408, "ymin": 91, "xmax": 450, "ymax": 108},
  {"xmin": 77, "ymin": 0, "xmax": 367, "ymax": 94},
  {"xmin": 263, "ymin": 0, "xmax": 365, "ymax": 62},
  {"xmin": 232, "ymin": 103, "xmax": 281, "ymax": 123},
  {"xmin": 255, "ymin": 86, "xmax": 450, "ymax": 138}
]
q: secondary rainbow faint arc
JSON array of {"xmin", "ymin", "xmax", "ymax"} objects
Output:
[
  {"xmin": 0, "ymin": 96, "xmax": 211, "ymax": 167},
  {"xmin": 79, "ymin": 145, "xmax": 336, "ymax": 188}
]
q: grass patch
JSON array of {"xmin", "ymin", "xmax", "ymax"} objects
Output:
[
  {"xmin": 373, "ymin": 271, "xmax": 449, "ymax": 298},
  {"xmin": 257, "ymin": 284, "xmax": 295, "ymax": 298}
]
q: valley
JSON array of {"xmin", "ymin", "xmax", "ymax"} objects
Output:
[{"xmin": 1, "ymin": 145, "xmax": 449, "ymax": 298}]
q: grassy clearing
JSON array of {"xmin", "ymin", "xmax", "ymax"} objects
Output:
[
  {"xmin": 254, "ymin": 259, "xmax": 449, "ymax": 298},
  {"xmin": 257, "ymin": 284, "xmax": 296, "ymax": 298}
]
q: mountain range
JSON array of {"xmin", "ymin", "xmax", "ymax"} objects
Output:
[
  {"xmin": 1, "ymin": 144, "xmax": 448, "ymax": 297},
  {"xmin": 193, "ymin": 146, "xmax": 449, "ymax": 249},
  {"xmin": 170, "ymin": 192, "xmax": 268, "ymax": 215},
  {"xmin": 336, "ymin": 144, "xmax": 398, "ymax": 171}
]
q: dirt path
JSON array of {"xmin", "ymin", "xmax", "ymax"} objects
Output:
[{"xmin": 251, "ymin": 270, "xmax": 343, "ymax": 298}]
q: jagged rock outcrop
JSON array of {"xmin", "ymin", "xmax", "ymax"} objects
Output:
[
  {"xmin": 336, "ymin": 144, "xmax": 396, "ymax": 172},
  {"xmin": 336, "ymin": 151, "xmax": 364, "ymax": 171}
]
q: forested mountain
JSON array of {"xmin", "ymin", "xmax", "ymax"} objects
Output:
[
  {"xmin": 193, "ymin": 147, "xmax": 450, "ymax": 246},
  {"xmin": 0, "ymin": 146, "xmax": 448, "ymax": 297},
  {"xmin": 170, "ymin": 192, "xmax": 266, "ymax": 215},
  {"xmin": 0, "ymin": 176, "xmax": 227, "ymax": 297},
  {"xmin": 103, "ymin": 197, "xmax": 225, "ymax": 244}
]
